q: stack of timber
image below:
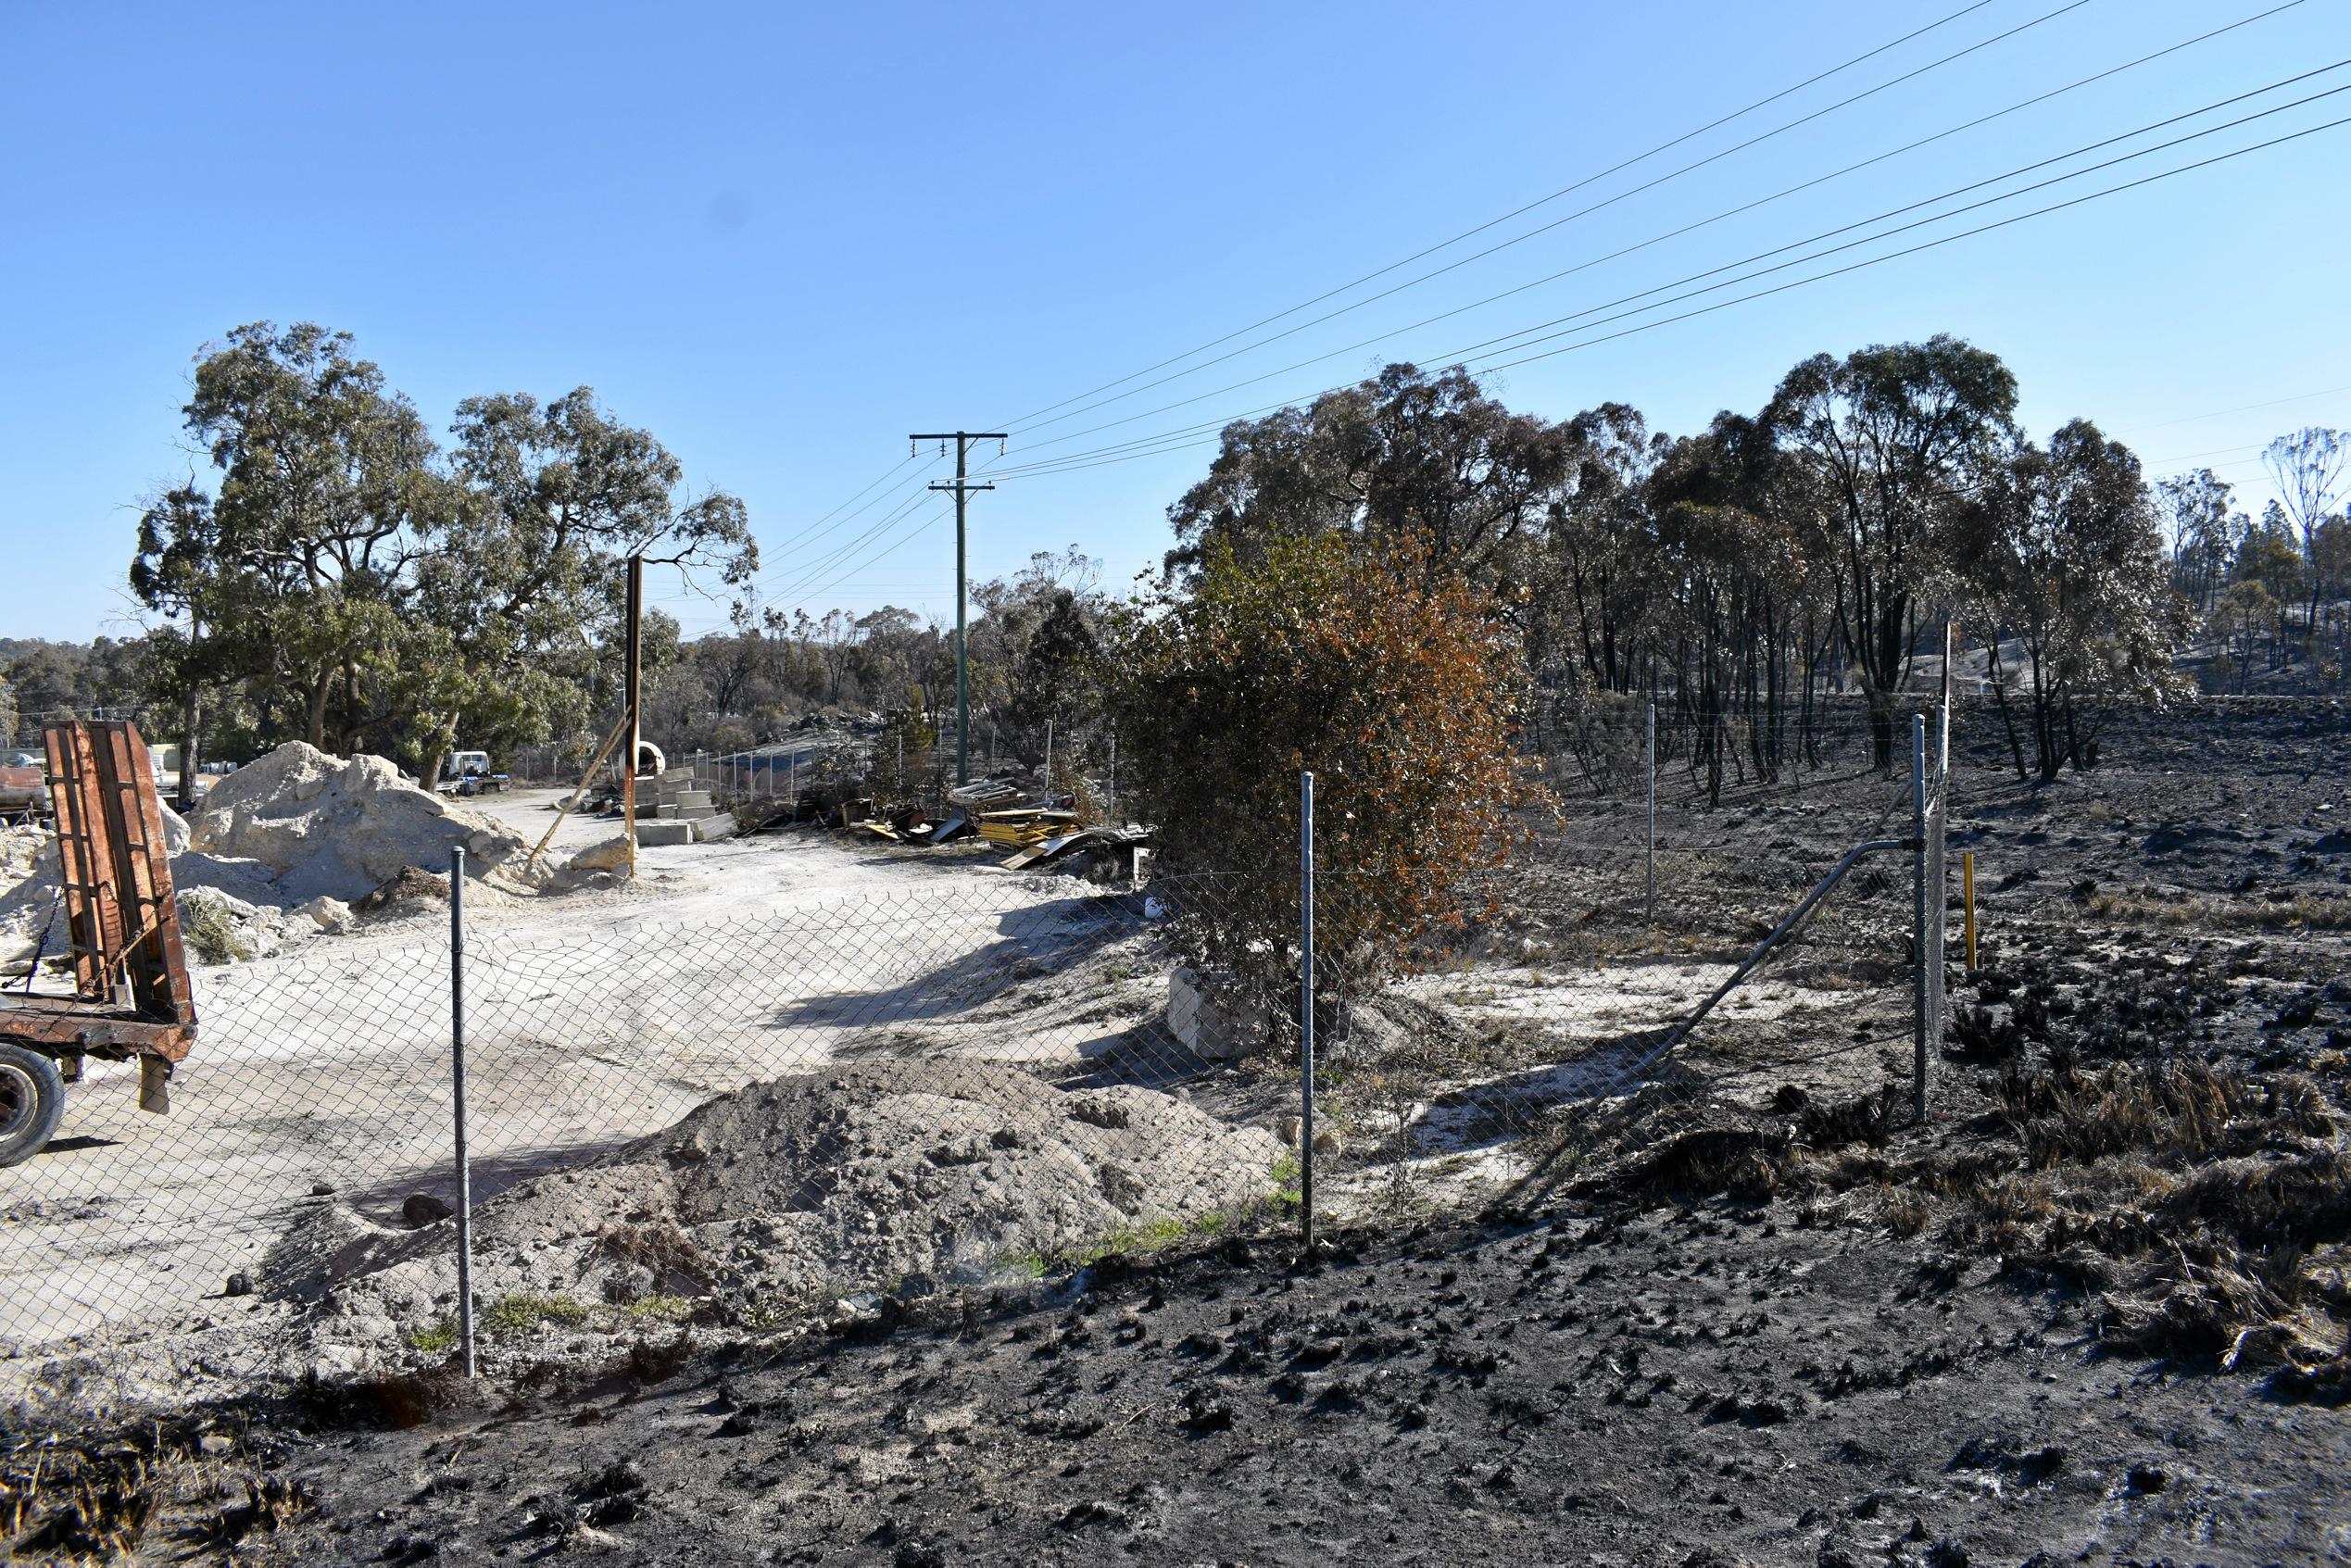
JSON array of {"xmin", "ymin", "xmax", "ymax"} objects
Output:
[
  {"xmin": 947, "ymin": 776, "xmax": 1027, "ymax": 811},
  {"xmin": 977, "ymin": 807, "xmax": 1078, "ymax": 848}
]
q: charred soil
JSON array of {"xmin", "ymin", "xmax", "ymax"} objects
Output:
[{"xmin": 10, "ymin": 700, "xmax": 2350, "ymax": 1565}]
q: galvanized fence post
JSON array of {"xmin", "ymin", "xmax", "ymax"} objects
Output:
[
  {"xmin": 1645, "ymin": 701, "xmax": 1656, "ymax": 925},
  {"xmin": 448, "ymin": 846, "xmax": 477, "ymax": 1377},
  {"xmin": 1300, "ymin": 770, "xmax": 1316, "ymax": 1254},
  {"xmin": 1910, "ymin": 713, "xmax": 1928, "ymax": 1127}
]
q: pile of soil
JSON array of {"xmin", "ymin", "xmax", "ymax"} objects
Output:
[
  {"xmin": 190, "ymin": 743, "xmax": 536, "ymax": 906},
  {"xmin": 3, "ymin": 743, "xmax": 545, "ymax": 972},
  {"xmin": 0, "ymin": 823, "xmax": 57, "ymax": 973},
  {"xmin": 2, "ymin": 818, "xmax": 308, "ymax": 971},
  {"xmin": 267, "ymin": 1062, "xmax": 1282, "ymax": 1366}
]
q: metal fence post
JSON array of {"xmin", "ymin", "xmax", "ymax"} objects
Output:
[
  {"xmin": 1645, "ymin": 701, "xmax": 1656, "ymax": 925},
  {"xmin": 449, "ymin": 846, "xmax": 477, "ymax": 1377},
  {"xmin": 1910, "ymin": 713, "xmax": 1928, "ymax": 1127},
  {"xmin": 1300, "ymin": 770, "xmax": 1315, "ymax": 1255}
]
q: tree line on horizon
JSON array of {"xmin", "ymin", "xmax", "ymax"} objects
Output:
[{"xmin": 4, "ymin": 324, "xmax": 2345, "ymax": 797}]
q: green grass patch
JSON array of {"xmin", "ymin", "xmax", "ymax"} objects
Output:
[
  {"xmin": 404, "ymin": 1316, "xmax": 459, "ymax": 1354},
  {"xmin": 1270, "ymin": 1154, "xmax": 1303, "ymax": 1205},
  {"xmin": 482, "ymin": 1293, "xmax": 589, "ymax": 1337},
  {"xmin": 625, "ymin": 1294, "xmax": 697, "ymax": 1322},
  {"xmin": 994, "ymin": 1204, "xmax": 1254, "ymax": 1282}
]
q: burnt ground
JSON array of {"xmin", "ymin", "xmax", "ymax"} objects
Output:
[{"xmin": 8, "ymin": 699, "xmax": 2350, "ymax": 1566}]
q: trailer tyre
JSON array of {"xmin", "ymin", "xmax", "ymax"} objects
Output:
[{"xmin": 0, "ymin": 1044, "xmax": 66, "ymax": 1167}]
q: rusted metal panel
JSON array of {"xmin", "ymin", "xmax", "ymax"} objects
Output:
[
  {"xmin": 91, "ymin": 722, "xmax": 195, "ymax": 1028},
  {"xmin": 44, "ymin": 721, "xmax": 124, "ymax": 999},
  {"xmin": 0, "ymin": 997, "xmax": 193, "ymax": 1061},
  {"xmin": 19, "ymin": 721, "xmax": 198, "ymax": 1066}
]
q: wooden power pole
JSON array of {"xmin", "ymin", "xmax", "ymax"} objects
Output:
[
  {"xmin": 623, "ymin": 555, "xmax": 644, "ymax": 876},
  {"xmin": 909, "ymin": 431, "xmax": 1005, "ymax": 787}
]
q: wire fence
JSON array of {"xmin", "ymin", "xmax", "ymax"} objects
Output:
[{"xmin": 0, "ymin": 720, "xmax": 1955, "ymax": 1404}]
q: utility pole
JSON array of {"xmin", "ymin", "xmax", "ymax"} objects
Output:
[
  {"xmin": 909, "ymin": 431, "xmax": 1006, "ymax": 786},
  {"xmin": 622, "ymin": 555, "xmax": 644, "ymax": 876}
]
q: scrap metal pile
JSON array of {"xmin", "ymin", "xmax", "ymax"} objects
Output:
[{"xmin": 844, "ymin": 773, "xmax": 1150, "ymax": 876}]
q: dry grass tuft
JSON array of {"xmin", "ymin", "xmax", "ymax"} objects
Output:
[
  {"xmin": 1997, "ymin": 1060, "xmax": 2269, "ymax": 1168},
  {"xmin": 2086, "ymin": 889, "xmax": 2351, "ymax": 931}
]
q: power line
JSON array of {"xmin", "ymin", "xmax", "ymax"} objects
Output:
[
  {"xmin": 1021, "ymin": 108, "xmax": 2351, "ymax": 468},
  {"xmin": 756, "ymin": 484, "xmax": 939, "ymax": 605},
  {"xmin": 798, "ymin": 450, "xmax": 922, "ymax": 535},
  {"xmin": 990, "ymin": 0, "xmax": 2012, "ymax": 433},
  {"xmin": 1471, "ymin": 112, "xmax": 2351, "ymax": 377},
  {"xmin": 991, "ymin": 63, "xmax": 2351, "ymax": 470},
  {"xmin": 976, "ymin": 112, "xmax": 2351, "ymax": 488},
  {"xmin": 1463, "ymin": 75, "xmax": 2351, "ymax": 367},
  {"xmin": 773, "ymin": 502, "xmax": 951, "ymax": 616},
  {"xmin": 748, "ymin": 458, "xmax": 944, "ymax": 591},
  {"xmin": 2118, "ymin": 383, "xmax": 2351, "ymax": 436},
  {"xmin": 977, "ymin": 69, "xmax": 2351, "ymax": 481},
  {"xmin": 997, "ymin": 0, "xmax": 2303, "ymax": 444}
]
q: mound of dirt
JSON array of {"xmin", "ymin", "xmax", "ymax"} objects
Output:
[
  {"xmin": 268, "ymin": 1062, "xmax": 1282, "ymax": 1360},
  {"xmin": 0, "ymin": 824, "xmax": 59, "ymax": 972},
  {"xmin": 190, "ymin": 743, "xmax": 536, "ymax": 906}
]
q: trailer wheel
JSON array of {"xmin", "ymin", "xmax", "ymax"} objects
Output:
[{"xmin": 0, "ymin": 1044, "xmax": 66, "ymax": 1167}]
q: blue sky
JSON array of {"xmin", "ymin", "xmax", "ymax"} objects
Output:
[{"xmin": 4, "ymin": 0, "xmax": 2348, "ymax": 644}]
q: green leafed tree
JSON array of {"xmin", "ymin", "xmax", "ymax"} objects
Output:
[
  {"xmin": 130, "ymin": 324, "xmax": 754, "ymax": 784},
  {"xmin": 1164, "ymin": 363, "xmax": 1568, "ymax": 592},
  {"xmin": 135, "ymin": 322, "xmax": 450, "ymax": 755}
]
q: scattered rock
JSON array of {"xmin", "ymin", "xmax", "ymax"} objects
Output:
[
  {"xmin": 401, "ymin": 1194, "xmax": 455, "ymax": 1228},
  {"xmin": 295, "ymin": 895, "xmax": 356, "ymax": 935},
  {"xmin": 566, "ymin": 835, "xmax": 634, "ymax": 875}
]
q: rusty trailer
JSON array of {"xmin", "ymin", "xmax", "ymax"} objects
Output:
[{"xmin": 0, "ymin": 721, "xmax": 196, "ymax": 1166}]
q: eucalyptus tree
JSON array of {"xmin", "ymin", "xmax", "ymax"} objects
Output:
[
  {"xmin": 133, "ymin": 321, "xmax": 447, "ymax": 753},
  {"xmin": 1764, "ymin": 334, "xmax": 2018, "ymax": 767},
  {"xmin": 1951, "ymin": 420, "xmax": 2183, "ymax": 781},
  {"xmin": 2260, "ymin": 427, "xmax": 2347, "ymax": 636},
  {"xmin": 2154, "ymin": 469, "xmax": 2241, "ymax": 613},
  {"xmin": 1165, "ymin": 363, "xmax": 1567, "ymax": 591}
]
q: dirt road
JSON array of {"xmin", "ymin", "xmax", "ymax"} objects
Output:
[{"xmin": 0, "ymin": 807, "xmax": 1095, "ymax": 1379}]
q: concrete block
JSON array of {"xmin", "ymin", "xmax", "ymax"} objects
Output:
[
  {"xmin": 691, "ymin": 813, "xmax": 739, "ymax": 843},
  {"xmin": 1168, "ymin": 967, "xmax": 1265, "ymax": 1060},
  {"xmin": 635, "ymin": 819, "xmax": 695, "ymax": 847}
]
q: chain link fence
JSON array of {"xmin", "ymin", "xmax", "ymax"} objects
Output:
[{"xmin": 2, "ymin": 721, "xmax": 1955, "ymax": 1406}]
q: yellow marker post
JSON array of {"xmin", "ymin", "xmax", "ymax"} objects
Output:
[{"xmin": 1962, "ymin": 850, "xmax": 1979, "ymax": 970}]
